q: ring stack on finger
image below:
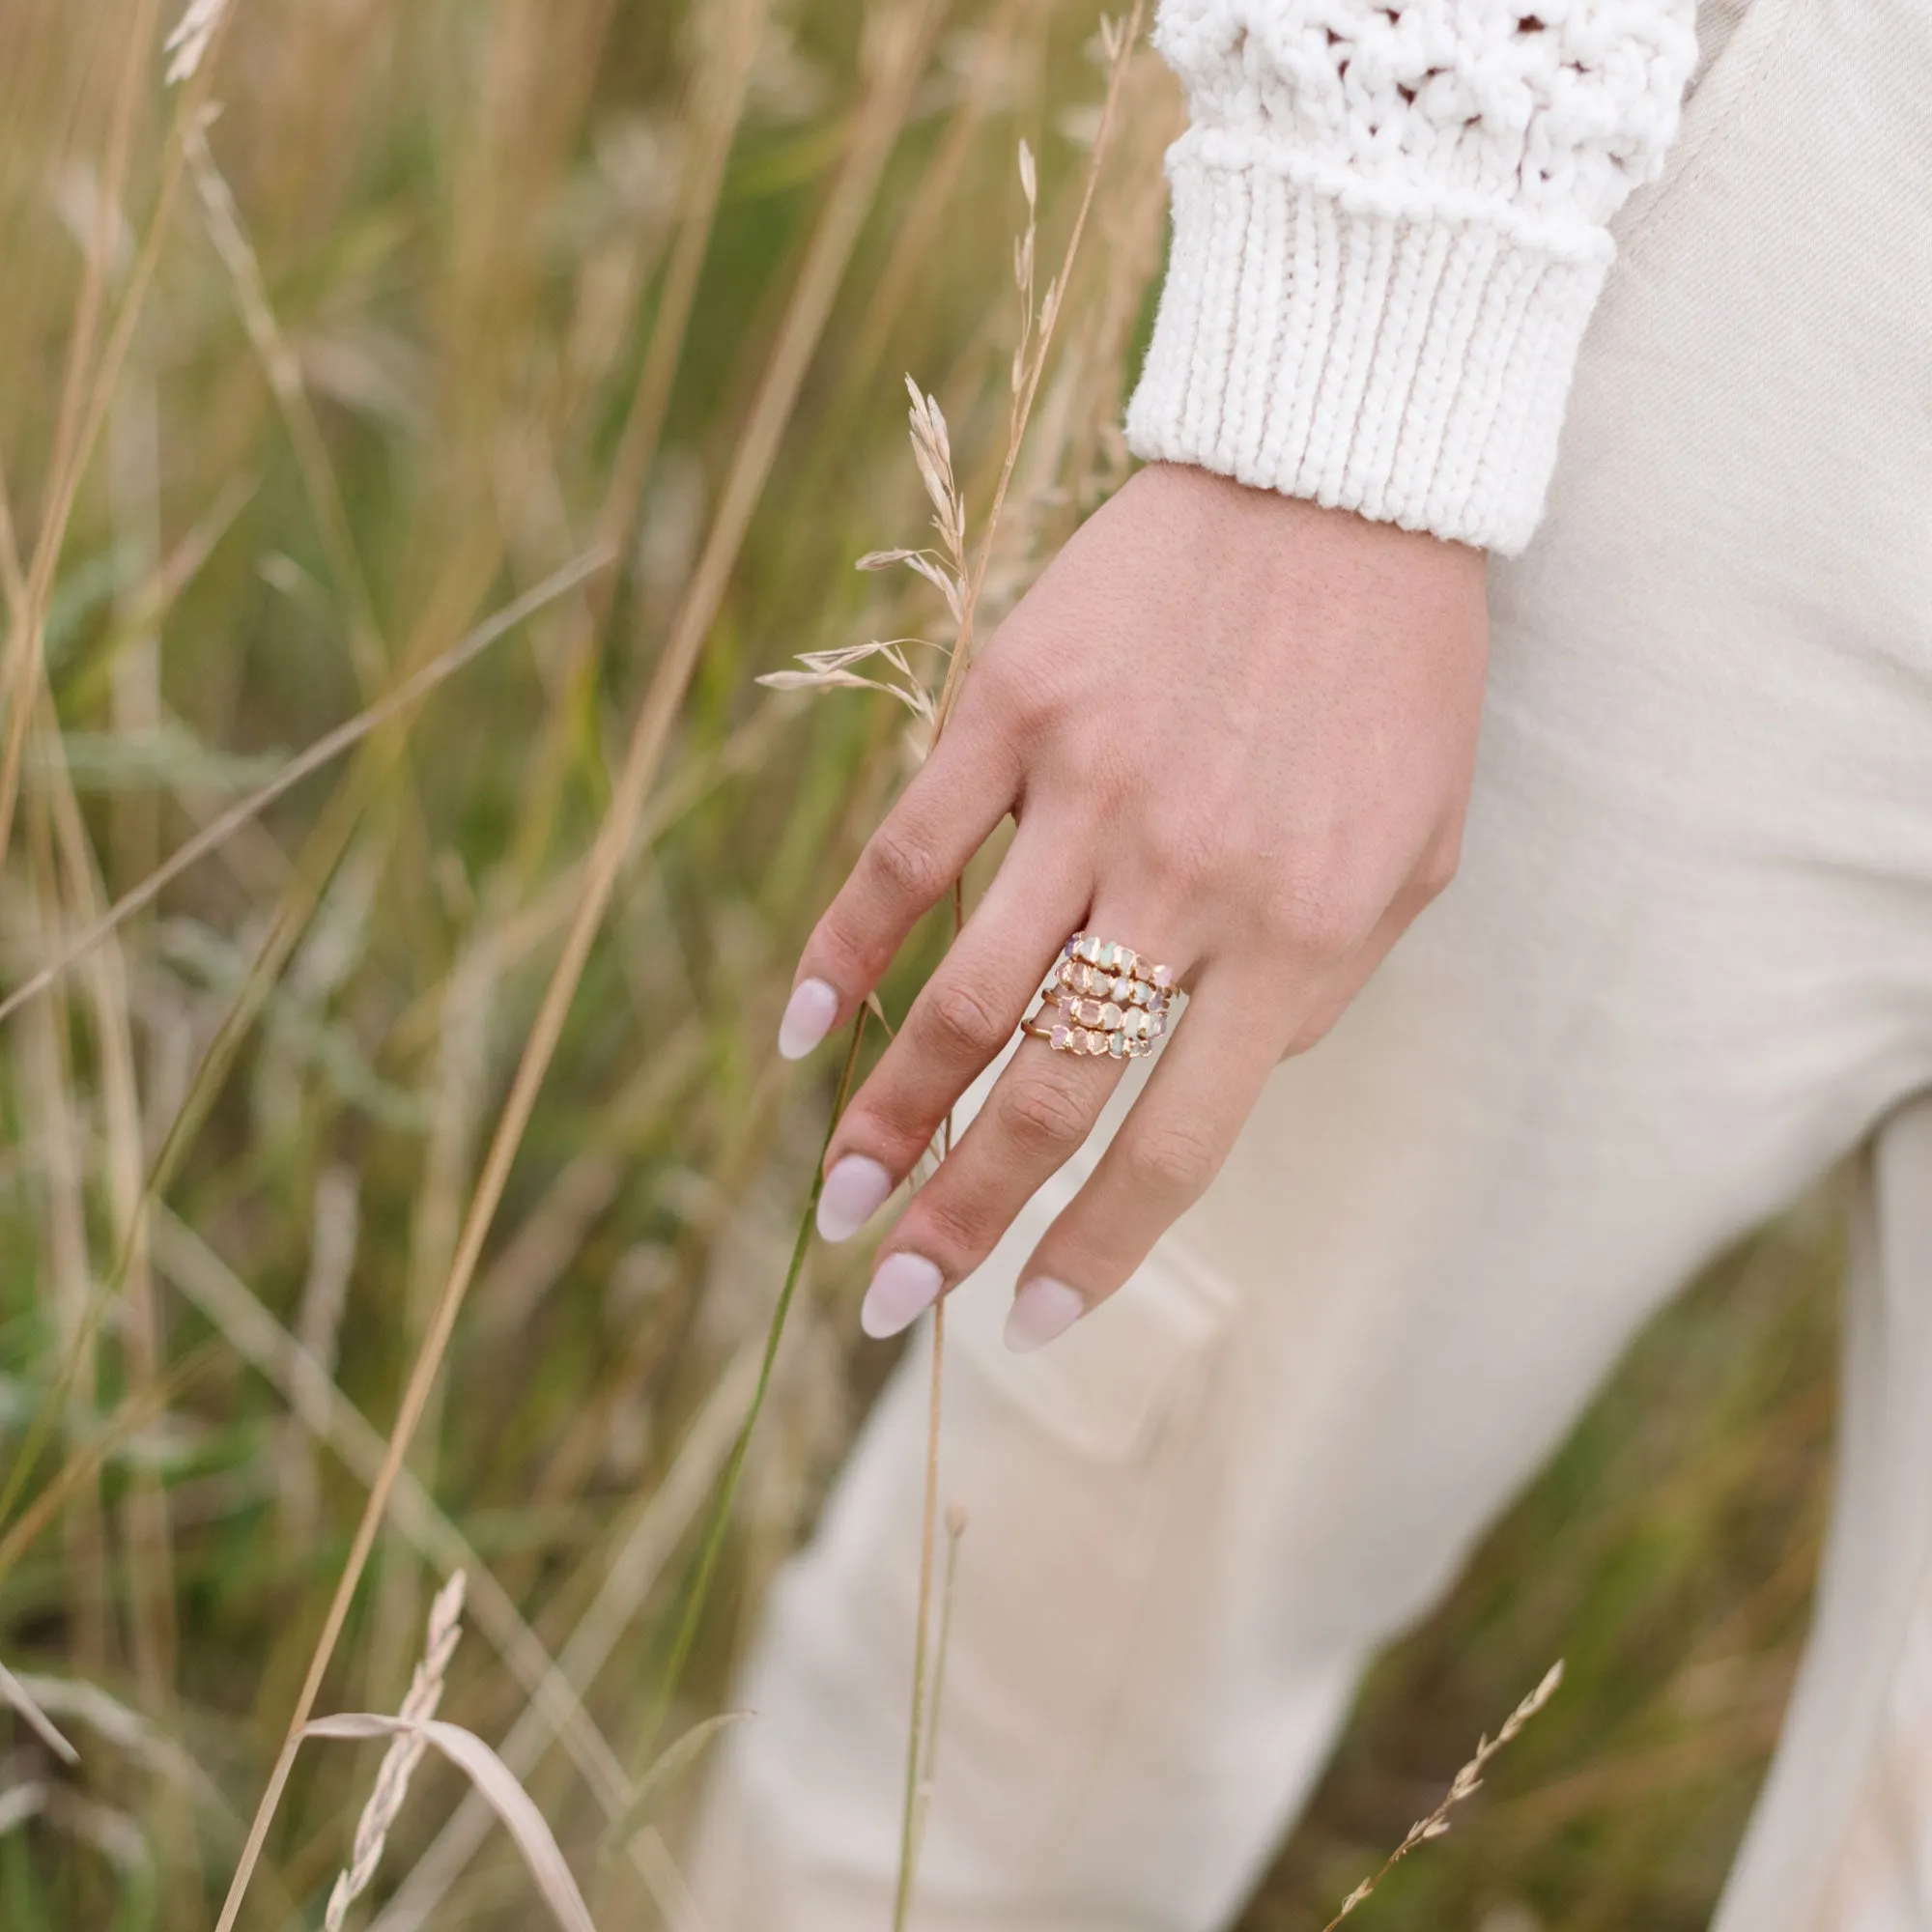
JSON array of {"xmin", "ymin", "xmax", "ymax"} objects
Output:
[{"xmin": 1019, "ymin": 931, "xmax": 1178, "ymax": 1060}]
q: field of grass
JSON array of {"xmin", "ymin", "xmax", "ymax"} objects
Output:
[{"xmin": 0, "ymin": 1, "xmax": 1839, "ymax": 1925}]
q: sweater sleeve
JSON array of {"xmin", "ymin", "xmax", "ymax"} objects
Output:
[{"xmin": 1122, "ymin": 0, "xmax": 1699, "ymax": 554}]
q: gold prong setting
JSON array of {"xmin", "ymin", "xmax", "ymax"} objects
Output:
[{"xmin": 1021, "ymin": 931, "xmax": 1179, "ymax": 1060}]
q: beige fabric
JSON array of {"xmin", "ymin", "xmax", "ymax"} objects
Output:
[{"xmin": 689, "ymin": 0, "xmax": 1932, "ymax": 1924}]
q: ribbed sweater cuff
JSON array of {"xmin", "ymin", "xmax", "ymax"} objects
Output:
[{"xmin": 1123, "ymin": 145, "xmax": 1615, "ymax": 556}]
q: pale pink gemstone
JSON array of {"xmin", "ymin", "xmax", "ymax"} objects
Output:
[
  {"xmin": 1099, "ymin": 1003, "xmax": 1122, "ymax": 1030},
  {"xmin": 1151, "ymin": 963, "xmax": 1173, "ymax": 989},
  {"xmin": 1088, "ymin": 1031, "xmax": 1108, "ymax": 1054},
  {"xmin": 1050, "ymin": 1024, "xmax": 1072, "ymax": 1050}
]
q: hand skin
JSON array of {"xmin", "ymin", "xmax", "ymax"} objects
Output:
[{"xmin": 777, "ymin": 461, "xmax": 1490, "ymax": 1352}]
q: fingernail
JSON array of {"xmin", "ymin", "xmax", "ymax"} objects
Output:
[
  {"xmin": 817, "ymin": 1154, "xmax": 894, "ymax": 1243},
  {"xmin": 861, "ymin": 1251, "xmax": 944, "ymax": 1339},
  {"xmin": 1005, "ymin": 1277, "xmax": 1086, "ymax": 1353},
  {"xmin": 778, "ymin": 979, "xmax": 839, "ymax": 1060}
]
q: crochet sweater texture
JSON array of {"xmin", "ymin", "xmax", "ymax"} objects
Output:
[{"xmin": 1123, "ymin": 1, "xmax": 1700, "ymax": 554}]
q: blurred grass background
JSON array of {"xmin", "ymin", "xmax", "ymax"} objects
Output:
[{"xmin": 0, "ymin": 0, "xmax": 1836, "ymax": 1925}]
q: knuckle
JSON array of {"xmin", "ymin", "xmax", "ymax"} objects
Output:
[
  {"xmin": 902, "ymin": 1190, "xmax": 987, "ymax": 1272},
  {"xmin": 1263, "ymin": 878, "xmax": 1361, "ymax": 965},
  {"xmin": 810, "ymin": 911, "xmax": 879, "ymax": 988},
  {"xmin": 837, "ymin": 1099, "xmax": 933, "ymax": 1176},
  {"xmin": 1134, "ymin": 813, "xmax": 1225, "ymax": 896},
  {"xmin": 866, "ymin": 819, "xmax": 949, "ymax": 907},
  {"xmin": 995, "ymin": 1073, "xmax": 1094, "ymax": 1159},
  {"xmin": 919, "ymin": 976, "xmax": 1009, "ymax": 1061},
  {"xmin": 1284, "ymin": 1005, "xmax": 1342, "ymax": 1057},
  {"xmin": 1122, "ymin": 1119, "xmax": 1220, "ymax": 1204},
  {"xmin": 953, "ymin": 648, "xmax": 1047, "ymax": 763},
  {"xmin": 1413, "ymin": 832, "xmax": 1463, "ymax": 903}
]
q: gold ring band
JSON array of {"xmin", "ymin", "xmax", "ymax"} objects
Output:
[{"xmin": 1019, "ymin": 931, "xmax": 1179, "ymax": 1061}]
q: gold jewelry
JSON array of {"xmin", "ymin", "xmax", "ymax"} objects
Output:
[{"xmin": 1019, "ymin": 932, "xmax": 1178, "ymax": 1061}]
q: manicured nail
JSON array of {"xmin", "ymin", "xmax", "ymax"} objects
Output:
[
  {"xmin": 778, "ymin": 979, "xmax": 839, "ymax": 1060},
  {"xmin": 1005, "ymin": 1277, "xmax": 1086, "ymax": 1353},
  {"xmin": 861, "ymin": 1251, "xmax": 943, "ymax": 1339},
  {"xmin": 817, "ymin": 1154, "xmax": 894, "ymax": 1243}
]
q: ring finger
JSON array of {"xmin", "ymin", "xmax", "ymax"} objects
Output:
[{"xmin": 858, "ymin": 909, "xmax": 1196, "ymax": 1338}]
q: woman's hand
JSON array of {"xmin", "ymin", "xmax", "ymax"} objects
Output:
[{"xmin": 777, "ymin": 462, "xmax": 1490, "ymax": 1350}]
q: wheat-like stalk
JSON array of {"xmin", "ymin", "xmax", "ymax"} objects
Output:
[
  {"xmin": 322, "ymin": 1572, "xmax": 469, "ymax": 1932},
  {"xmin": 756, "ymin": 24, "xmax": 1146, "ymax": 1928},
  {"xmin": 1322, "ymin": 1661, "xmax": 1566, "ymax": 1930},
  {"xmin": 162, "ymin": 0, "xmax": 231, "ymax": 85}
]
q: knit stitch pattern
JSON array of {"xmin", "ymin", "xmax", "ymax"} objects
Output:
[{"xmin": 1125, "ymin": 1, "xmax": 1699, "ymax": 553}]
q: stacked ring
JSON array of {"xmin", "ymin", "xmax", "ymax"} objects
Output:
[{"xmin": 1018, "ymin": 931, "xmax": 1179, "ymax": 1061}]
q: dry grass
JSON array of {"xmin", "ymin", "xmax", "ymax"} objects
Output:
[{"xmin": 0, "ymin": 2, "xmax": 1840, "ymax": 1928}]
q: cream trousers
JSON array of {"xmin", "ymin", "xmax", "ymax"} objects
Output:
[{"xmin": 690, "ymin": 1, "xmax": 1932, "ymax": 1924}]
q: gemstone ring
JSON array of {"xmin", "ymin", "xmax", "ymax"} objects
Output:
[{"xmin": 1018, "ymin": 931, "xmax": 1179, "ymax": 1062}]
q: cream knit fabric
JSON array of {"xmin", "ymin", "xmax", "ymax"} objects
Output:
[{"xmin": 1124, "ymin": 0, "xmax": 1700, "ymax": 554}]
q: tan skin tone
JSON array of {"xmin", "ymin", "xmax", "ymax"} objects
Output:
[{"xmin": 779, "ymin": 459, "xmax": 1490, "ymax": 1349}]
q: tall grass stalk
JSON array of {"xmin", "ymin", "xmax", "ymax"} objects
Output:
[
  {"xmin": 1321, "ymin": 1662, "xmax": 1566, "ymax": 1931},
  {"xmin": 888, "ymin": 17, "xmax": 1141, "ymax": 1920},
  {"xmin": 212, "ymin": 11, "xmax": 947, "ymax": 1925},
  {"xmin": 639, "ymin": 1007, "xmax": 870, "ymax": 1754}
]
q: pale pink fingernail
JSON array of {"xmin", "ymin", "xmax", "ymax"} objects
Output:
[
  {"xmin": 1005, "ymin": 1277, "xmax": 1086, "ymax": 1353},
  {"xmin": 861, "ymin": 1252, "xmax": 943, "ymax": 1339},
  {"xmin": 778, "ymin": 979, "xmax": 839, "ymax": 1060},
  {"xmin": 817, "ymin": 1154, "xmax": 893, "ymax": 1243}
]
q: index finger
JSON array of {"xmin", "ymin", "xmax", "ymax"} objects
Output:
[{"xmin": 778, "ymin": 711, "xmax": 1017, "ymax": 1060}]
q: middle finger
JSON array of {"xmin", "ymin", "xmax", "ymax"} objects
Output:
[{"xmin": 816, "ymin": 818, "xmax": 1086, "ymax": 1246}]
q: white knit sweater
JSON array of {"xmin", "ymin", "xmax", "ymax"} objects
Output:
[{"xmin": 1123, "ymin": 0, "xmax": 1700, "ymax": 554}]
